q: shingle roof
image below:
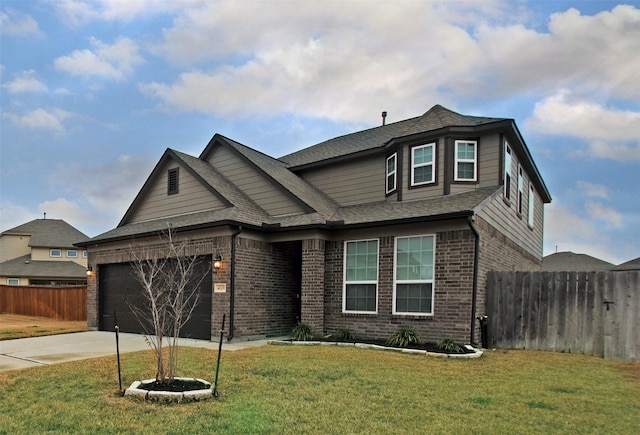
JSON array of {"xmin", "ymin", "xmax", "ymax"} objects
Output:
[
  {"xmin": 0, "ymin": 254, "xmax": 87, "ymax": 279},
  {"xmin": 613, "ymin": 257, "xmax": 640, "ymax": 271},
  {"xmin": 279, "ymin": 105, "xmax": 505, "ymax": 168},
  {"xmin": 542, "ymin": 252, "xmax": 615, "ymax": 272},
  {"xmin": 1, "ymin": 219, "xmax": 89, "ymax": 247}
]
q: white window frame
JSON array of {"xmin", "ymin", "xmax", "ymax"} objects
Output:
[
  {"xmin": 454, "ymin": 140, "xmax": 477, "ymax": 181},
  {"xmin": 517, "ymin": 165, "xmax": 524, "ymax": 215},
  {"xmin": 528, "ymin": 183, "xmax": 535, "ymax": 228},
  {"xmin": 7, "ymin": 278, "xmax": 19, "ymax": 285},
  {"xmin": 343, "ymin": 239, "xmax": 379, "ymax": 314},
  {"xmin": 82, "ymin": 250, "xmax": 88, "ymax": 258},
  {"xmin": 67, "ymin": 249, "xmax": 78, "ymax": 258},
  {"xmin": 411, "ymin": 143, "xmax": 436, "ymax": 186},
  {"xmin": 50, "ymin": 249, "xmax": 62, "ymax": 258},
  {"xmin": 504, "ymin": 141, "xmax": 512, "ymax": 201},
  {"xmin": 386, "ymin": 153, "xmax": 397, "ymax": 194},
  {"xmin": 393, "ymin": 234, "xmax": 435, "ymax": 316}
]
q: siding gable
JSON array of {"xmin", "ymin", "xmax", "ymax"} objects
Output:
[
  {"xmin": 204, "ymin": 143, "xmax": 307, "ymax": 217},
  {"xmin": 127, "ymin": 160, "xmax": 228, "ymax": 224}
]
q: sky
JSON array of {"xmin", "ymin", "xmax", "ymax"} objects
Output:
[{"xmin": 1, "ymin": 0, "xmax": 639, "ymax": 265}]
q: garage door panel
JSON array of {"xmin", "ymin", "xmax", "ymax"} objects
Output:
[{"xmin": 99, "ymin": 258, "xmax": 212, "ymax": 340}]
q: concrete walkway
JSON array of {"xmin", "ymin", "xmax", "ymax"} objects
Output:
[{"xmin": 0, "ymin": 331, "xmax": 271, "ymax": 372}]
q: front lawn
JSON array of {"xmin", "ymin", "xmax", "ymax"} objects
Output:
[
  {"xmin": 0, "ymin": 346, "xmax": 638, "ymax": 433},
  {"xmin": 0, "ymin": 314, "xmax": 87, "ymax": 340}
]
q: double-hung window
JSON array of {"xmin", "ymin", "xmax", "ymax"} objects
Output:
[
  {"xmin": 504, "ymin": 141, "xmax": 512, "ymax": 201},
  {"xmin": 454, "ymin": 140, "xmax": 477, "ymax": 181},
  {"xmin": 394, "ymin": 235, "xmax": 435, "ymax": 315},
  {"xmin": 411, "ymin": 143, "xmax": 435, "ymax": 186},
  {"xmin": 517, "ymin": 165, "xmax": 524, "ymax": 215},
  {"xmin": 528, "ymin": 184, "xmax": 535, "ymax": 228},
  {"xmin": 386, "ymin": 153, "xmax": 397, "ymax": 194},
  {"xmin": 344, "ymin": 239, "xmax": 379, "ymax": 313}
]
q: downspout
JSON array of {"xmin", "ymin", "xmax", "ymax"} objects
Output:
[
  {"xmin": 468, "ymin": 215, "xmax": 480, "ymax": 346},
  {"xmin": 227, "ymin": 225, "xmax": 242, "ymax": 342}
]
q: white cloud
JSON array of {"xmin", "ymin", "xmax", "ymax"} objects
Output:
[
  {"xmin": 38, "ymin": 198, "xmax": 94, "ymax": 234},
  {"xmin": 0, "ymin": 204, "xmax": 40, "ymax": 232},
  {"xmin": 525, "ymin": 90, "xmax": 640, "ymax": 161},
  {"xmin": 52, "ymin": 0, "xmax": 197, "ymax": 25},
  {"xmin": 54, "ymin": 37, "xmax": 144, "ymax": 81},
  {"xmin": 3, "ymin": 70, "xmax": 47, "ymax": 93},
  {"xmin": 575, "ymin": 181, "xmax": 608, "ymax": 199},
  {"xmin": 0, "ymin": 7, "xmax": 41, "ymax": 36},
  {"xmin": 585, "ymin": 201, "xmax": 623, "ymax": 229},
  {"xmin": 3, "ymin": 108, "xmax": 74, "ymax": 133}
]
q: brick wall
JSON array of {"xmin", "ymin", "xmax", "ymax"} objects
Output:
[
  {"xmin": 301, "ymin": 238, "xmax": 325, "ymax": 332},
  {"xmin": 323, "ymin": 229, "xmax": 477, "ymax": 344},
  {"xmin": 232, "ymin": 238, "xmax": 301, "ymax": 339}
]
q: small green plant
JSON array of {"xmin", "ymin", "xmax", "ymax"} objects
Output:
[
  {"xmin": 437, "ymin": 337, "xmax": 463, "ymax": 353},
  {"xmin": 291, "ymin": 322, "xmax": 314, "ymax": 341},
  {"xmin": 336, "ymin": 328, "xmax": 357, "ymax": 342},
  {"xmin": 386, "ymin": 327, "xmax": 420, "ymax": 347},
  {"xmin": 438, "ymin": 337, "xmax": 460, "ymax": 353}
]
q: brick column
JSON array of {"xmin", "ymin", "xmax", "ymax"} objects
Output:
[{"xmin": 301, "ymin": 238, "xmax": 325, "ymax": 334}]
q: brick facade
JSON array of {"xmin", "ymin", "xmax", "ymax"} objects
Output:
[{"xmin": 301, "ymin": 238, "xmax": 326, "ymax": 333}]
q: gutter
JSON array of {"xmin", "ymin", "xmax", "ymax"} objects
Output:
[
  {"xmin": 226, "ymin": 225, "xmax": 242, "ymax": 341},
  {"xmin": 468, "ymin": 215, "xmax": 480, "ymax": 346}
]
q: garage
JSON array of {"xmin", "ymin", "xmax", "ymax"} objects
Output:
[{"xmin": 98, "ymin": 257, "xmax": 212, "ymax": 340}]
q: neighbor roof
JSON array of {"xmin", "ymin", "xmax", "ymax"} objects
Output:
[
  {"xmin": 1, "ymin": 219, "xmax": 89, "ymax": 247},
  {"xmin": 0, "ymin": 254, "xmax": 88, "ymax": 279},
  {"xmin": 613, "ymin": 257, "xmax": 640, "ymax": 271},
  {"xmin": 542, "ymin": 252, "xmax": 614, "ymax": 272}
]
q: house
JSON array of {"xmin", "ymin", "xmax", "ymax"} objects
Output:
[
  {"xmin": 78, "ymin": 105, "xmax": 551, "ymax": 344},
  {"xmin": 542, "ymin": 251, "xmax": 615, "ymax": 272},
  {"xmin": 0, "ymin": 219, "xmax": 89, "ymax": 286}
]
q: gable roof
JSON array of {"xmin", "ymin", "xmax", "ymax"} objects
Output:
[
  {"xmin": 1, "ymin": 219, "xmax": 88, "ymax": 247},
  {"xmin": 613, "ymin": 257, "xmax": 640, "ymax": 271},
  {"xmin": 0, "ymin": 254, "xmax": 88, "ymax": 279},
  {"xmin": 542, "ymin": 251, "xmax": 615, "ymax": 272}
]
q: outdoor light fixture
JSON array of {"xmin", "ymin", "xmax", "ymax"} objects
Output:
[
  {"xmin": 212, "ymin": 253, "xmax": 223, "ymax": 272},
  {"xmin": 86, "ymin": 265, "xmax": 93, "ymax": 276}
]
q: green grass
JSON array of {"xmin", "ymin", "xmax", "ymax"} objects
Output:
[{"xmin": 0, "ymin": 346, "xmax": 638, "ymax": 434}]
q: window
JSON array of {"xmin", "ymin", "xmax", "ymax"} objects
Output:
[
  {"xmin": 50, "ymin": 249, "xmax": 61, "ymax": 258},
  {"xmin": 411, "ymin": 143, "xmax": 435, "ymax": 186},
  {"xmin": 504, "ymin": 141, "xmax": 512, "ymax": 201},
  {"xmin": 168, "ymin": 168, "xmax": 179, "ymax": 195},
  {"xmin": 7, "ymin": 278, "xmax": 19, "ymax": 286},
  {"xmin": 386, "ymin": 153, "xmax": 397, "ymax": 194},
  {"xmin": 394, "ymin": 235, "xmax": 435, "ymax": 315},
  {"xmin": 344, "ymin": 239, "xmax": 379, "ymax": 313},
  {"xmin": 454, "ymin": 140, "xmax": 477, "ymax": 181},
  {"xmin": 517, "ymin": 165, "xmax": 524, "ymax": 215},
  {"xmin": 528, "ymin": 184, "xmax": 535, "ymax": 228},
  {"xmin": 67, "ymin": 249, "xmax": 78, "ymax": 258},
  {"xmin": 83, "ymin": 250, "xmax": 88, "ymax": 258}
]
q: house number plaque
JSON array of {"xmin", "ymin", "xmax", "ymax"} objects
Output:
[{"xmin": 214, "ymin": 283, "xmax": 227, "ymax": 293}]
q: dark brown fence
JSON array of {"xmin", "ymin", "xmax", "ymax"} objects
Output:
[
  {"xmin": 486, "ymin": 271, "xmax": 639, "ymax": 361},
  {"xmin": 0, "ymin": 284, "xmax": 87, "ymax": 321}
]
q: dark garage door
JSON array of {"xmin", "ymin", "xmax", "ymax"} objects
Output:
[{"xmin": 99, "ymin": 257, "xmax": 212, "ymax": 340}]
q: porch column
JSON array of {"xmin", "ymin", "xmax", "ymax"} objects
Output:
[{"xmin": 301, "ymin": 238, "xmax": 325, "ymax": 334}]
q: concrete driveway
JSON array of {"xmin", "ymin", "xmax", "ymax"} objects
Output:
[{"xmin": 0, "ymin": 331, "xmax": 270, "ymax": 372}]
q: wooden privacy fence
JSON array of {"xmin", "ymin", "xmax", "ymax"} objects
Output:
[
  {"xmin": 0, "ymin": 284, "xmax": 87, "ymax": 321},
  {"xmin": 486, "ymin": 271, "xmax": 639, "ymax": 361}
]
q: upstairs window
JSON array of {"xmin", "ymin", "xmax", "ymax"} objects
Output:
[
  {"xmin": 517, "ymin": 165, "xmax": 524, "ymax": 215},
  {"xmin": 394, "ymin": 235, "xmax": 435, "ymax": 315},
  {"xmin": 411, "ymin": 143, "xmax": 435, "ymax": 186},
  {"xmin": 528, "ymin": 183, "xmax": 535, "ymax": 228},
  {"xmin": 343, "ymin": 239, "xmax": 379, "ymax": 313},
  {"xmin": 50, "ymin": 249, "xmax": 61, "ymax": 258},
  {"xmin": 83, "ymin": 250, "xmax": 88, "ymax": 258},
  {"xmin": 67, "ymin": 250, "xmax": 78, "ymax": 258},
  {"xmin": 504, "ymin": 141, "xmax": 512, "ymax": 201},
  {"xmin": 386, "ymin": 153, "xmax": 397, "ymax": 194},
  {"xmin": 168, "ymin": 168, "xmax": 179, "ymax": 195},
  {"xmin": 454, "ymin": 140, "xmax": 477, "ymax": 181},
  {"xmin": 7, "ymin": 278, "xmax": 19, "ymax": 285}
]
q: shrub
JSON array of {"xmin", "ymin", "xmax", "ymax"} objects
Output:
[
  {"xmin": 291, "ymin": 322, "xmax": 314, "ymax": 341},
  {"xmin": 386, "ymin": 327, "xmax": 421, "ymax": 347},
  {"xmin": 437, "ymin": 337, "xmax": 464, "ymax": 353},
  {"xmin": 336, "ymin": 328, "xmax": 357, "ymax": 342}
]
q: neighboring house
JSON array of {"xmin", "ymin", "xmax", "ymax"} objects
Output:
[
  {"xmin": 0, "ymin": 219, "xmax": 89, "ymax": 286},
  {"xmin": 79, "ymin": 104, "xmax": 551, "ymax": 344},
  {"xmin": 613, "ymin": 257, "xmax": 640, "ymax": 271},
  {"xmin": 542, "ymin": 251, "xmax": 615, "ymax": 272}
]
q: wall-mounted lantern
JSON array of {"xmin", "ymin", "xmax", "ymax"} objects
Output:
[
  {"xmin": 212, "ymin": 253, "xmax": 223, "ymax": 272},
  {"xmin": 86, "ymin": 265, "xmax": 93, "ymax": 276}
]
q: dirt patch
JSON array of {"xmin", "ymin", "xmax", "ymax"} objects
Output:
[{"xmin": 0, "ymin": 314, "xmax": 88, "ymax": 340}]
